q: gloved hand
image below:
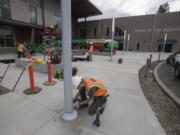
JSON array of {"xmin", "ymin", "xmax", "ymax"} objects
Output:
[{"xmin": 73, "ymin": 98, "xmax": 78, "ymax": 103}]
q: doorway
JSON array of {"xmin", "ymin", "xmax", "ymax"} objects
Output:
[
  {"xmin": 136, "ymin": 42, "xmax": 140, "ymax": 51},
  {"xmin": 158, "ymin": 44, "xmax": 172, "ymax": 52},
  {"xmin": 118, "ymin": 40, "xmax": 124, "ymax": 50}
]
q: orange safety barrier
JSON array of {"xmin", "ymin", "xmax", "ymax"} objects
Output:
[
  {"xmin": 47, "ymin": 50, "xmax": 52, "ymax": 83},
  {"xmin": 27, "ymin": 50, "xmax": 35, "ymax": 91}
]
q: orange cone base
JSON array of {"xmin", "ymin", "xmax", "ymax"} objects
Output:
[
  {"xmin": 23, "ymin": 87, "xmax": 42, "ymax": 95},
  {"xmin": 43, "ymin": 80, "xmax": 57, "ymax": 86}
]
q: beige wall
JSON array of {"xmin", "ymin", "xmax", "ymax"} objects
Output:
[
  {"xmin": 77, "ymin": 12, "xmax": 180, "ymax": 52},
  {"xmin": 10, "ymin": 0, "xmax": 54, "ymax": 26},
  {"xmin": 37, "ymin": 7, "xmax": 42, "ymax": 25},
  {"xmin": 10, "ymin": 0, "xmax": 30, "ymax": 23},
  {"xmin": 44, "ymin": 10, "xmax": 54, "ymax": 27}
]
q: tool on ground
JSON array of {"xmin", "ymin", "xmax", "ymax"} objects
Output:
[{"xmin": 118, "ymin": 58, "xmax": 123, "ymax": 64}]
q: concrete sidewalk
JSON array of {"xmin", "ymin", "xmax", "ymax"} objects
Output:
[{"xmin": 0, "ymin": 52, "xmax": 168, "ymax": 135}]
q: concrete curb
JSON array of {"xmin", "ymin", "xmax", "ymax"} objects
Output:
[{"xmin": 153, "ymin": 62, "xmax": 180, "ymax": 106}]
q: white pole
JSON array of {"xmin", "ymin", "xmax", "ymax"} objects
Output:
[
  {"xmin": 127, "ymin": 34, "xmax": 130, "ymax": 51},
  {"xmin": 123, "ymin": 29, "xmax": 126, "ymax": 54},
  {"xmin": 99, "ymin": 17, "xmax": 101, "ymax": 38},
  {"xmin": 110, "ymin": 18, "xmax": 115, "ymax": 62},
  {"xmin": 163, "ymin": 33, "xmax": 167, "ymax": 53},
  {"xmin": 150, "ymin": 13, "xmax": 157, "ymax": 52},
  {"xmin": 61, "ymin": 0, "xmax": 77, "ymax": 122}
]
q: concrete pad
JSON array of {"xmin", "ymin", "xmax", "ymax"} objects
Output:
[
  {"xmin": 14, "ymin": 71, "xmax": 64, "ymax": 112},
  {"xmin": 34, "ymin": 114, "xmax": 104, "ymax": 135},
  {"xmin": 0, "ymin": 63, "xmax": 8, "ymax": 77},
  {"xmin": 0, "ymin": 53, "xmax": 16, "ymax": 60},
  {"xmin": 0, "ymin": 93, "xmax": 56, "ymax": 135},
  {"xmin": 1, "ymin": 64, "xmax": 24, "ymax": 90},
  {"xmin": 0, "ymin": 52, "xmax": 170, "ymax": 135}
]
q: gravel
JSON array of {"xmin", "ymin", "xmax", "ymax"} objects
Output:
[{"xmin": 139, "ymin": 61, "xmax": 180, "ymax": 135}]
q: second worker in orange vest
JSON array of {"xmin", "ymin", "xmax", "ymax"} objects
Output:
[
  {"xmin": 72, "ymin": 76, "xmax": 109, "ymax": 115},
  {"xmin": 17, "ymin": 43, "xmax": 27, "ymax": 59}
]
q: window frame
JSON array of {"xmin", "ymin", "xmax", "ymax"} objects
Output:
[{"xmin": 29, "ymin": 5, "xmax": 37, "ymax": 24}]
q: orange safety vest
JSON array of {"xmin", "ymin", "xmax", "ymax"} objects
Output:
[
  {"xmin": 18, "ymin": 44, "xmax": 24, "ymax": 52},
  {"xmin": 84, "ymin": 78, "xmax": 107, "ymax": 97},
  {"xmin": 89, "ymin": 45, "xmax": 94, "ymax": 52}
]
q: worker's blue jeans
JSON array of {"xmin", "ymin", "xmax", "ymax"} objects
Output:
[{"xmin": 79, "ymin": 87, "xmax": 104, "ymax": 115}]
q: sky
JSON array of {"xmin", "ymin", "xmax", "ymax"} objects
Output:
[{"xmin": 87, "ymin": 0, "xmax": 180, "ymax": 20}]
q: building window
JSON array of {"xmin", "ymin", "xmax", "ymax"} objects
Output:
[
  {"xmin": 80, "ymin": 29, "xmax": 86, "ymax": 38},
  {"xmin": 0, "ymin": 28, "xmax": 14, "ymax": 47},
  {"xmin": 115, "ymin": 27, "xmax": 125, "ymax": 36},
  {"xmin": 115, "ymin": 27, "xmax": 118, "ymax": 36},
  {"xmin": 0, "ymin": 0, "xmax": 11, "ymax": 19},
  {"xmin": 94, "ymin": 28, "xmax": 96, "ymax": 37},
  {"xmin": 136, "ymin": 42, "xmax": 140, "ymax": 51},
  {"xmin": 119, "ymin": 27, "xmax": 125, "ymax": 36},
  {"xmin": 53, "ymin": 15, "xmax": 61, "ymax": 26},
  {"xmin": 106, "ymin": 27, "xmax": 109, "ymax": 37},
  {"xmin": 29, "ymin": 6, "xmax": 37, "ymax": 24}
]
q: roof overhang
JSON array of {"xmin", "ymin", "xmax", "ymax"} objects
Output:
[
  {"xmin": 72, "ymin": 0, "xmax": 102, "ymax": 18},
  {"xmin": 0, "ymin": 17, "xmax": 38, "ymax": 28}
]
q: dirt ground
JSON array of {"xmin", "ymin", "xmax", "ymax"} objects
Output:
[{"xmin": 139, "ymin": 61, "xmax": 180, "ymax": 135}]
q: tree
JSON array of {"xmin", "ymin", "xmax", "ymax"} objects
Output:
[{"xmin": 158, "ymin": 2, "xmax": 170, "ymax": 13}]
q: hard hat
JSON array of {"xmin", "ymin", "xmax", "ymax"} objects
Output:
[{"xmin": 72, "ymin": 76, "xmax": 82, "ymax": 89}]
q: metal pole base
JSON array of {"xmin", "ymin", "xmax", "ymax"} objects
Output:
[
  {"xmin": 61, "ymin": 110, "xmax": 78, "ymax": 122},
  {"xmin": 43, "ymin": 80, "xmax": 57, "ymax": 86},
  {"xmin": 23, "ymin": 87, "xmax": 41, "ymax": 95}
]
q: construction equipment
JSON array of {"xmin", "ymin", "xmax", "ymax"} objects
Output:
[{"xmin": 102, "ymin": 40, "xmax": 119, "ymax": 52}]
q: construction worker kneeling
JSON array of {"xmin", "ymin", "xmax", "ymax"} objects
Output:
[{"xmin": 72, "ymin": 76, "xmax": 109, "ymax": 115}]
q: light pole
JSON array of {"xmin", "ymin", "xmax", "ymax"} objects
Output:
[
  {"xmin": 110, "ymin": 18, "xmax": 115, "ymax": 62},
  {"xmin": 127, "ymin": 34, "xmax": 130, "ymax": 51},
  {"xmin": 150, "ymin": 12, "xmax": 157, "ymax": 52},
  {"xmin": 98, "ymin": 16, "xmax": 101, "ymax": 38},
  {"xmin": 123, "ymin": 29, "xmax": 127, "ymax": 54},
  {"xmin": 61, "ymin": 0, "xmax": 77, "ymax": 122},
  {"xmin": 163, "ymin": 32, "xmax": 167, "ymax": 53}
]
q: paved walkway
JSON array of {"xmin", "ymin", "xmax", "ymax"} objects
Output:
[
  {"xmin": 158, "ymin": 63, "xmax": 180, "ymax": 98},
  {"xmin": 0, "ymin": 52, "xmax": 168, "ymax": 135}
]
